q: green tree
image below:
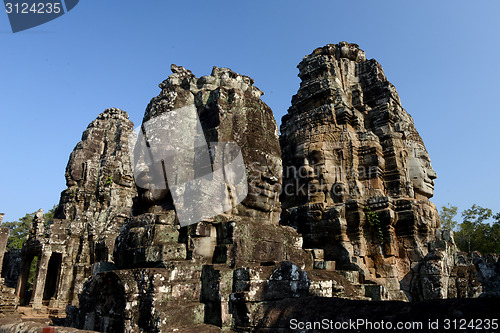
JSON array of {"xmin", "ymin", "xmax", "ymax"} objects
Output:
[
  {"xmin": 2, "ymin": 212, "xmax": 34, "ymax": 250},
  {"xmin": 487, "ymin": 213, "xmax": 500, "ymax": 253},
  {"xmin": 439, "ymin": 204, "xmax": 458, "ymax": 231},
  {"xmin": 43, "ymin": 205, "xmax": 56, "ymax": 225},
  {"xmin": 2, "ymin": 205, "xmax": 57, "ymax": 250},
  {"xmin": 455, "ymin": 204, "xmax": 497, "ymax": 254},
  {"xmin": 27, "ymin": 256, "xmax": 39, "ymax": 291}
]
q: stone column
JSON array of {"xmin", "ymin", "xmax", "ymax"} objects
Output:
[
  {"xmin": 16, "ymin": 256, "xmax": 32, "ymax": 305},
  {"xmin": 0, "ymin": 227, "xmax": 9, "ymax": 277},
  {"xmin": 0, "ymin": 213, "xmax": 5, "ymax": 224},
  {"xmin": 55, "ymin": 259, "xmax": 74, "ymax": 306},
  {"xmin": 31, "ymin": 252, "xmax": 50, "ymax": 310},
  {"xmin": 55, "ymin": 235, "xmax": 79, "ymax": 307}
]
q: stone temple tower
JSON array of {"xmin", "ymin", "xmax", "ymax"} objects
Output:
[{"xmin": 280, "ymin": 42, "xmax": 442, "ymax": 300}]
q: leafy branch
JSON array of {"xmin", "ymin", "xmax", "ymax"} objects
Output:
[{"xmin": 364, "ymin": 207, "xmax": 384, "ymax": 245}]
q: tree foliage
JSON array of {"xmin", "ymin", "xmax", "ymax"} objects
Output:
[
  {"xmin": 27, "ymin": 256, "xmax": 39, "ymax": 291},
  {"xmin": 364, "ymin": 207, "xmax": 384, "ymax": 244},
  {"xmin": 439, "ymin": 204, "xmax": 499, "ymax": 254},
  {"xmin": 2, "ymin": 206, "xmax": 57, "ymax": 250},
  {"xmin": 2, "ymin": 212, "xmax": 34, "ymax": 250},
  {"xmin": 439, "ymin": 203, "xmax": 458, "ymax": 231}
]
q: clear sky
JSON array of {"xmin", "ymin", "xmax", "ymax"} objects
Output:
[{"xmin": 1, "ymin": 1, "xmax": 499, "ymax": 222}]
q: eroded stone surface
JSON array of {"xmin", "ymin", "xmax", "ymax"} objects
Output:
[
  {"xmin": 0, "ymin": 227, "xmax": 18, "ymax": 313},
  {"xmin": 1, "ymin": 249, "xmax": 21, "ymax": 288},
  {"xmin": 473, "ymin": 252, "xmax": 500, "ymax": 297},
  {"xmin": 55, "ymin": 108, "xmax": 137, "ymax": 263}
]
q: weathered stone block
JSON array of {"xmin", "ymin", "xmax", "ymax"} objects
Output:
[{"xmin": 365, "ymin": 284, "xmax": 389, "ymax": 301}]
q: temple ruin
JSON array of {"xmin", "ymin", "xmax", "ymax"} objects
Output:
[{"xmin": 1, "ymin": 43, "xmax": 498, "ymax": 332}]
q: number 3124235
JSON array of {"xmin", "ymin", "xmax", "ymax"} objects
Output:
[{"xmin": 5, "ymin": 2, "xmax": 62, "ymax": 14}]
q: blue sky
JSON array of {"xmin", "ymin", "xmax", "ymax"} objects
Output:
[{"xmin": 1, "ymin": 1, "xmax": 499, "ymax": 222}]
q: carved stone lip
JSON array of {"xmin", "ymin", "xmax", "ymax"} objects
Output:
[
  {"xmin": 299, "ymin": 176, "xmax": 318, "ymax": 183},
  {"xmin": 424, "ymin": 179, "xmax": 434, "ymax": 188}
]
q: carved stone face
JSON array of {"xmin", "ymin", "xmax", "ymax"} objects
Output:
[
  {"xmin": 244, "ymin": 154, "xmax": 282, "ymax": 215},
  {"xmin": 407, "ymin": 142, "xmax": 437, "ymax": 198},
  {"xmin": 132, "ymin": 66, "xmax": 283, "ymax": 224},
  {"xmin": 290, "ymin": 140, "xmax": 345, "ymax": 204}
]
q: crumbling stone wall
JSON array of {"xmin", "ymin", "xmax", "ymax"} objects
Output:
[
  {"xmin": 473, "ymin": 252, "xmax": 500, "ymax": 297},
  {"xmin": 1, "ymin": 249, "xmax": 21, "ymax": 288},
  {"xmin": 0, "ymin": 227, "xmax": 18, "ymax": 313},
  {"xmin": 0, "ymin": 228, "xmax": 8, "ymax": 277}
]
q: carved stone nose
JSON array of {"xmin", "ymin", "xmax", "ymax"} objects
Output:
[
  {"xmin": 428, "ymin": 168, "xmax": 437, "ymax": 180},
  {"xmin": 301, "ymin": 165, "xmax": 315, "ymax": 179}
]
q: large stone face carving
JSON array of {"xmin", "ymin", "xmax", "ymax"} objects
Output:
[
  {"xmin": 16, "ymin": 108, "xmax": 136, "ymax": 311},
  {"xmin": 113, "ymin": 65, "xmax": 298, "ymax": 270},
  {"xmin": 407, "ymin": 141, "xmax": 437, "ymax": 198},
  {"xmin": 132, "ymin": 65, "xmax": 282, "ymax": 223},
  {"xmin": 57, "ymin": 108, "xmax": 136, "ymax": 232},
  {"xmin": 280, "ymin": 42, "xmax": 440, "ymax": 299}
]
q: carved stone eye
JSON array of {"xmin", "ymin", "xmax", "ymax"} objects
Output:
[
  {"xmin": 309, "ymin": 150, "xmax": 323, "ymax": 165},
  {"xmin": 293, "ymin": 156, "xmax": 304, "ymax": 167}
]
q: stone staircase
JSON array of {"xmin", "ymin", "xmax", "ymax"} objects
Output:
[
  {"xmin": 0, "ymin": 281, "xmax": 18, "ymax": 313},
  {"xmin": 306, "ymin": 249, "xmax": 392, "ymax": 301}
]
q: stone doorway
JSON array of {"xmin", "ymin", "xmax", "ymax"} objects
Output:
[
  {"xmin": 17, "ymin": 254, "xmax": 40, "ymax": 306},
  {"xmin": 43, "ymin": 253, "xmax": 62, "ymax": 301}
]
